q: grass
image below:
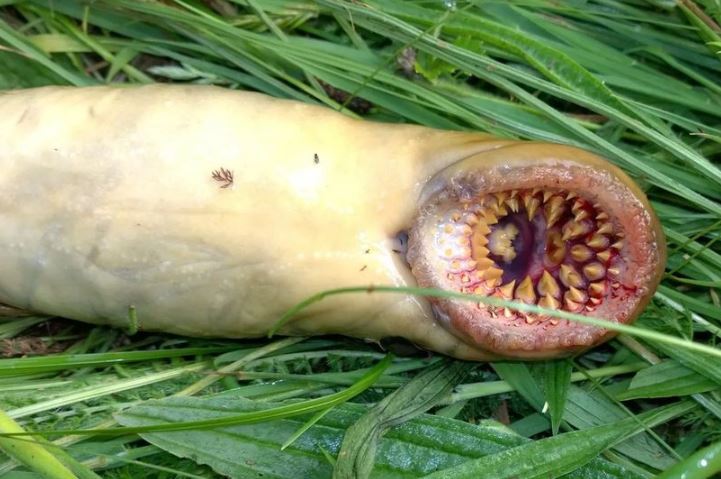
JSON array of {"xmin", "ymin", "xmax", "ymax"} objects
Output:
[{"xmin": 1, "ymin": 0, "xmax": 721, "ymax": 477}]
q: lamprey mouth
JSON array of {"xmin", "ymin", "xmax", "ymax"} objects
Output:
[
  {"xmin": 431, "ymin": 188, "xmax": 624, "ymax": 316},
  {"xmin": 407, "ymin": 144, "xmax": 665, "ymax": 359}
]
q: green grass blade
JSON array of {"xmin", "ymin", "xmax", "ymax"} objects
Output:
[
  {"xmin": 0, "ymin": 18, "xmax": 92, "ymax": 86},
  {"xmin": 0, "ymin": 347, "xmax": 236, "ymax": 377},
  {"xmin": 422, "ymin": 402, "xmax": 694, "ymax": 479},
  {"xmin": 544, "ymin": 360, "xmax": 573, "ymax": 435},
  {"xmin": 679, "ymin": 1, "xmax": 721, "ymax": 65},
  {"xmin": 657, "ymin": 438, "xmax": 721, "ymax": 479},
  {"xmin": 0, "ymin": 409, "xmax": 84, "ymax": 479},
  {"xmin": 270, "ymin": 285, "xmax": 721, "ymax": 360},
  {"xmin": 3, "ymin": 355, "xmax": 392, "ymax": 437},
  {"xmin": 617, "ymin": 360, "xmax": 718, "ymax": 400}
]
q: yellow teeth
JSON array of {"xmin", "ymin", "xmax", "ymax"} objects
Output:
[
  {"xmin": 582, "ymin": 262, "xmax": 606, "ymax": 281},
  {"xmin": 566, "ymin": 286, "xmax": 588, "ymax": 303},
  {"xmin": 440, "ymin": 189, "xmax": 624, "ymax": 323},
  {"xmin": 538, "ymin": 270, "xmax": 561, "ymax": 298},
  {"xmin": 475, "ymin": 222, "xmax": 491, "ymax": 236},
  {"xmin": 587, "ymin": 233, "xmax": 610, "ymax": 250},
  {"xmin": 589, "ymin": 281, "xmax": 606, "ymax": 297},
  {"xmin": 484, "ymin": 267, "xmax": 504, "ymax": 281},
  {"xmin": 596, "ymin": 250, "xmax": 611, "ymax": 263},
  {"xmin": 574, "ymin": 209, "xmax": 591, "ymax": 222},
  {"xmin": 463, "ymin": 212, "xmax": 479, "ymax": 226},
  {"xmin": 564, "ymin": 298, "xmax": 583, "ymax": 312},
  {"xmin": 572, "ymin": 199, "xmax": 585, "ymax": 214},
  {"xmin": 497, "ymin": 280, "xmax": 516, "ymax": 299},
  {"xmin": 480, "ymin": 210, "xmax": 499, "ymax": 225},
  {"xmin": 545, "ymin": 231, "xmax": 566, "ymax": 265},
  {"xmin": 545, "ymin": 250, "xmax": 566, "ymax": 266},
  {"xmin": 488, "ymin": 223, "xmax": 519, "ymax": 263},
  {"xmin": 559, "ymin": 264, "xmax": 584, "ymax": 288},
  {"xmin": 474, "ymin": 246, "xmax": 490, "ymax": 258},
  {"xmin": 514, "ymin": 276, "xmax": 536, "ymax": 304},
  {"xmin": 474, "ymin": 235, "xmax": 489, "ymax": 247},
  {"xmin": 491, "ymin": 203, "xmax": 508, "ymax": 216},
  {"xmin": 494, "ymin": 192, "xmax": 508, "ymax": 204},
  {"xmin": 561, "ymin": 220, "xmax": 590, "ymax": 241},
  {"xmin": 597, "ymin": 223, "xmax": 614, "ymax": 235},
  {"xmin": 544, "ymin": 196, "xmax": 565, "ymax": 228},
  {"xmin": 570, "ymin": 244, "xmax": 594, "ymax": 262},
  {"xmin": 475, "ymin": 257, "xmax": 495, "ymax": 270},
  {"xmin": 538, "ymin": 294, "xmax": 560, "ymax": 311},
  {"xmin": 525, "ymin": 196, "xmax": 541, "ymax": 221}
]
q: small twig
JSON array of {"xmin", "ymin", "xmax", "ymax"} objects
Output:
[{"xmin": 679, "ymin": 0, "xmax": 721, "ymax": 33}]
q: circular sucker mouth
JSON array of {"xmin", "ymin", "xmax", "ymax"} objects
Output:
[
  {"xmin": 433, "ymin": 188, "xmax": 623, "ymax": 319},
  {"xmin": 407, "ymin": 144, "xmax": 665, "ymax": 359}
]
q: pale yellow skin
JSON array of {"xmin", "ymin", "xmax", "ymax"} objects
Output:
[{"xmin": 0, "ymin": 85, "xmax": 523, "ymax": 360}]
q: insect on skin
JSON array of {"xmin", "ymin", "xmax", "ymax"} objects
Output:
[{"xmin": 211, "ymin": 167, "xmax": 234, "ymax": 188}]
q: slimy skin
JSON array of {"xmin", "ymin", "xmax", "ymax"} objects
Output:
[{"xmin": 0, "ymin": 85, "xmax": 665, "ymax": 360}]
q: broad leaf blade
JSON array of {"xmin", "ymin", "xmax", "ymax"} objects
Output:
[
  {"xmin": 492, "ymin": 362, "xmax": 544, "ymax": 409},
  {"xmin": 494, "ymin": 363, "xmax": 677, "ymax": 469},
  {"xmin": 333, "ymin": 360, "xmax": 467, "ymax": 479},
  {"xmin": 565, "ymin": 385, "xmax": 677, "ymax": 469},
  {"xmin": 652, "ymin": 341, "xmax": 721, "ymax": 386},
  {"xmin": 618, "ymin": 360, "xmax": 718, "ymax": 400},
  {"xmin": 543, "ymin": 360, "xmax": 572, "ymax": 435},
  {"xmin": 116, "ymin": 395, "xmax": 644, "ymax": 479},
  {"xmin": 422, "ymin": 401, "xmax": 693, "ymax": 479}
]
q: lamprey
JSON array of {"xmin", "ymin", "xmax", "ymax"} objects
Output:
[
  {"xmin": 0, "ymin": 85, "xmax": 665, "ymax": 360},
  {"xmin": 408, "ymin": 147, "xmax": 664, "ymax": 358}
]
